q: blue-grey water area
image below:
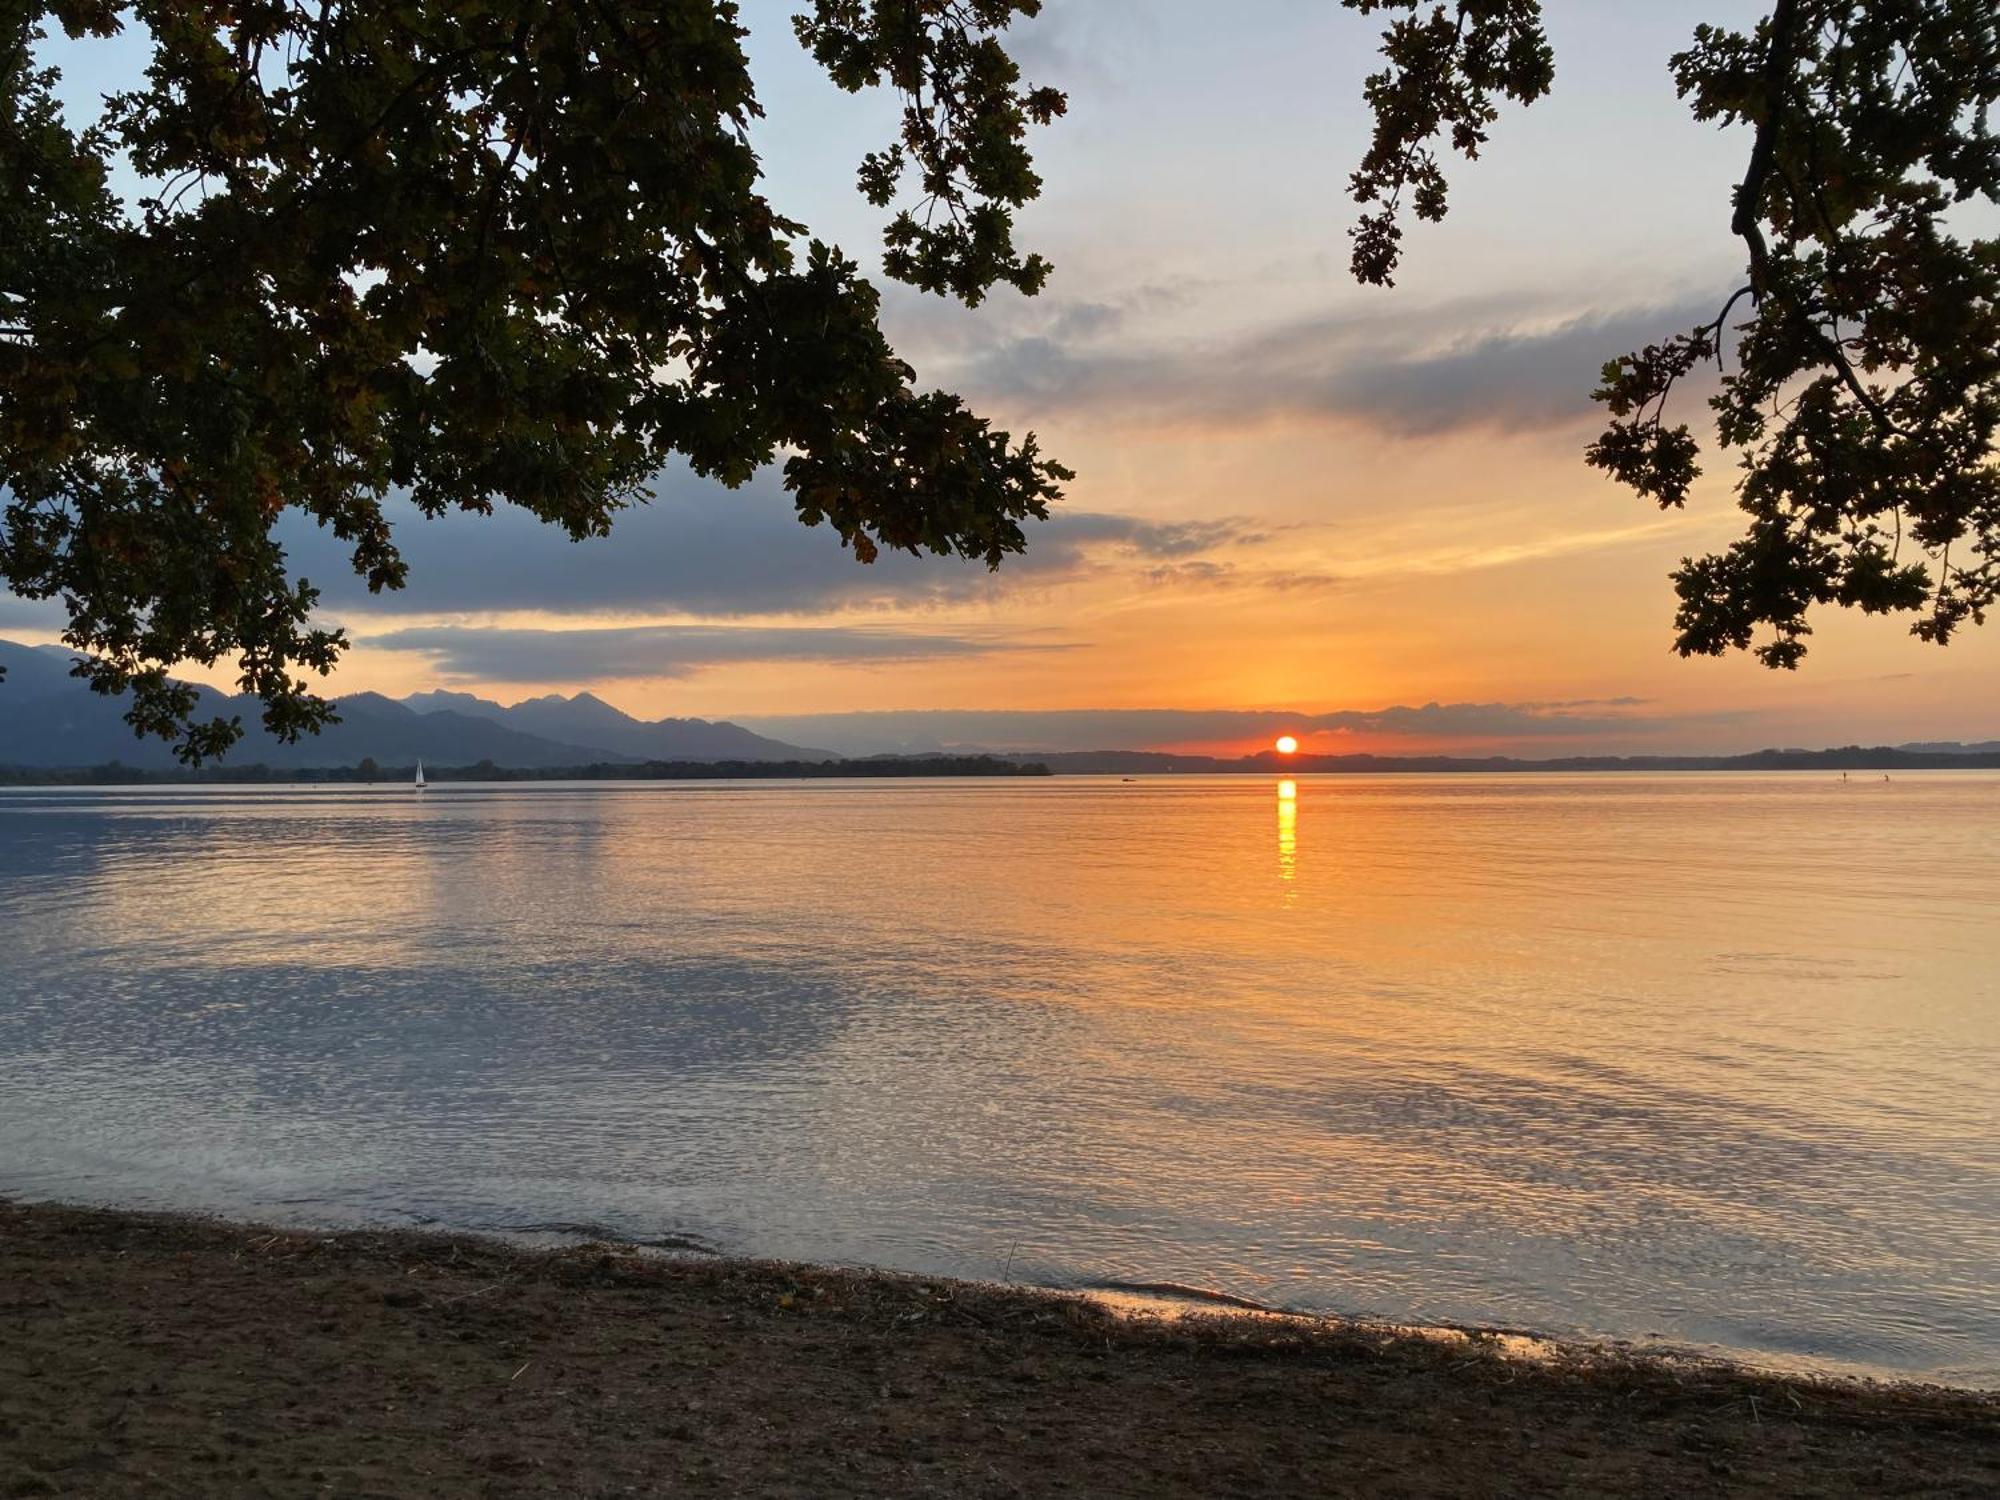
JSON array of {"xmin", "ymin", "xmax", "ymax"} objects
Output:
[{"xmin": 1, "ymin": 773, "xmax": 1995, "ymax": 1384}]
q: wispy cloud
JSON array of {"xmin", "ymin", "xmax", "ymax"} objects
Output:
[
  {"xmin": 1334, "ymin": 514, "xmax": 1690, "ymax": 583},
  {"xmin": 914, "ymin": 284, "xmax": 1725, "ymax": 439},
  {"xmin": 367, "ymin": 622, "xmax": 1071, "ymax": 682}
]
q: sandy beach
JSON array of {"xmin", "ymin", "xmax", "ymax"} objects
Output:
[{"xmin": 2, "ymin": 1199, "xmax": 1994, "ymax": 1497}]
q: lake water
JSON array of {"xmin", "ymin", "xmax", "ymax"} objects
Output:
[{"xmin": 1, "ymin": 774, "xmax": 1995, "ymax": 1384}]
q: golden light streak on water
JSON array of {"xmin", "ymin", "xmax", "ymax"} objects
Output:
[{"xmin": 1276, "ymin": 779, "xmax": 1298, "ymax": 884}]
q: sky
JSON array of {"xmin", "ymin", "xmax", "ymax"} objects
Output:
[{"xmin": 15, "ymin": 0, "xmax": 2000, "ymax": 757}]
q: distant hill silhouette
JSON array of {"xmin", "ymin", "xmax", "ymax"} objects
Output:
[
  {"xmin": 400, "ymin": 689, "xmax": 830, "ymax": 763},
  {"xmin": 0, "ymin": 639, "xmax": 828, "ymax": 769}
]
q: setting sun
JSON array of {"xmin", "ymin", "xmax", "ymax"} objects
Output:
[{"xmin": 1274, "ymin": 735, "xmax": 1300, "ymax": 755}]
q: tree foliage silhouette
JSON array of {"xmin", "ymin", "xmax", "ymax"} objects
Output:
[
  {"xmin": 2, "ymin": 1, "xmax": 1995, "ymax": 760},
  {"xmin": 1345, "ymin": 0, "xmax": 1996, "ymax": 671},
  {"xmin": 2, "ymin": 0, "xmax": 1068, "ymax": 759}
]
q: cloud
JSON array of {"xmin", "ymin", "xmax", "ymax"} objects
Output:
[
  {"xmin": 734, "ymin": 699, "xmax": 1720, "ymax": 756},
  {"xmin": 1137, "ymin": 559, "xmax": 1343, "ymax": 592},
  {"xmin": 1142, "ymin": 559, "xmax": 1234, "ymax": 587},
  {"xmin": 1067, "ymin": 511, "xmax": 1267, "ymax": 557},
  {"xmin": 1000, "ymin": 0, "xmax": 1157, "ymax": 93},
  {"xmin": 0, "ymin": 593, "xmax": 65, "ymax": 633},
  {"xmin": 366, "ymin": 622, "xmax": 1069, "ymax": 682},
  {"xmin": 1274, "ymin": 307, "xmax": 1711, "ymax": 438},
  {"xmin": 922, "ymin": 284, "xmax": 1728, "ymax": 439},
  {"xmin": 278, "ymin": 470, "xmax": 1262, "ymax": 619}
]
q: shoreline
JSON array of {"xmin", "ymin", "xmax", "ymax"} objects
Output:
[
  {"xmin": 4, "ymin": 1199, "xmax": 1994, "ymax": 1497},
  {"xmin": 7, "ymin": 750, "xmax": 2000, "ymax": 787},
  {"xmin": 5, "ymin": 1189, "xmax": 1968, "ymax": 1391}
]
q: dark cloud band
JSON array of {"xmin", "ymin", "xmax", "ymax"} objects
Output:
[{"xmin": 279, "ymin": 472, "xmax": 1258, "ymax": 619}]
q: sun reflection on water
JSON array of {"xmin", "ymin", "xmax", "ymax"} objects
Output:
[{"xmin": 1276, "ymin": 779, "xmax": 1297, "ymax": 884}]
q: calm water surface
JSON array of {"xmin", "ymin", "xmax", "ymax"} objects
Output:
[{"xmin": 1, "ymin": 774, "xmax": 1995, "ymax": 1383}]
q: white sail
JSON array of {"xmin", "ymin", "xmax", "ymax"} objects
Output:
[{"xmin": 414, "ymin": 759, "xmax": 426, "ymax": 789}]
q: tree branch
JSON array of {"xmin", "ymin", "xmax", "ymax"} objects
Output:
[{"xmin": 1732, "ymin": 0, "xmax": 1802, "ymax": 291}]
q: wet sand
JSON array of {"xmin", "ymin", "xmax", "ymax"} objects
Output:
[{"xmin": 2, "ymin": 1199, "xmax": 1994, "ymax": 1497}]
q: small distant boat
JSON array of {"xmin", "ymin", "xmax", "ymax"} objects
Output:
[{"xmin": 414, "ymin": 759, "xmax": 427, "ymax": 791}]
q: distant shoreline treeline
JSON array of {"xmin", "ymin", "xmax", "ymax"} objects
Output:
[
  {"xmin": 0, "ymin": 756, "xmax": 1051, "ymax": 785},
  {"xmin": 3, "ymin": 746, "xmax": 1999, "ymax": 785},
  {"xmin": 1021, "ymin": 747, "xmax": 2000, "ymax": 774}
]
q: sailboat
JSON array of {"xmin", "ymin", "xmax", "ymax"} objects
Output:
[{"xmin": 414, "ymin": 759, "xmax": 427, "ymax": 791}]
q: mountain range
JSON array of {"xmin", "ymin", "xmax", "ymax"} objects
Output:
[
  {"xmin": 397, "ymin": 689, "xmax": 829, "ymax": 762},
  {"xmin": 0, "ymin": 639, "xmax": 830, "ymax": 769}
]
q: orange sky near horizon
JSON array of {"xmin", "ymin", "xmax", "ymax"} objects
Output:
[{"xmin": 267, "ymin": 388, "xmax": 2000, "ymax": 757}]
